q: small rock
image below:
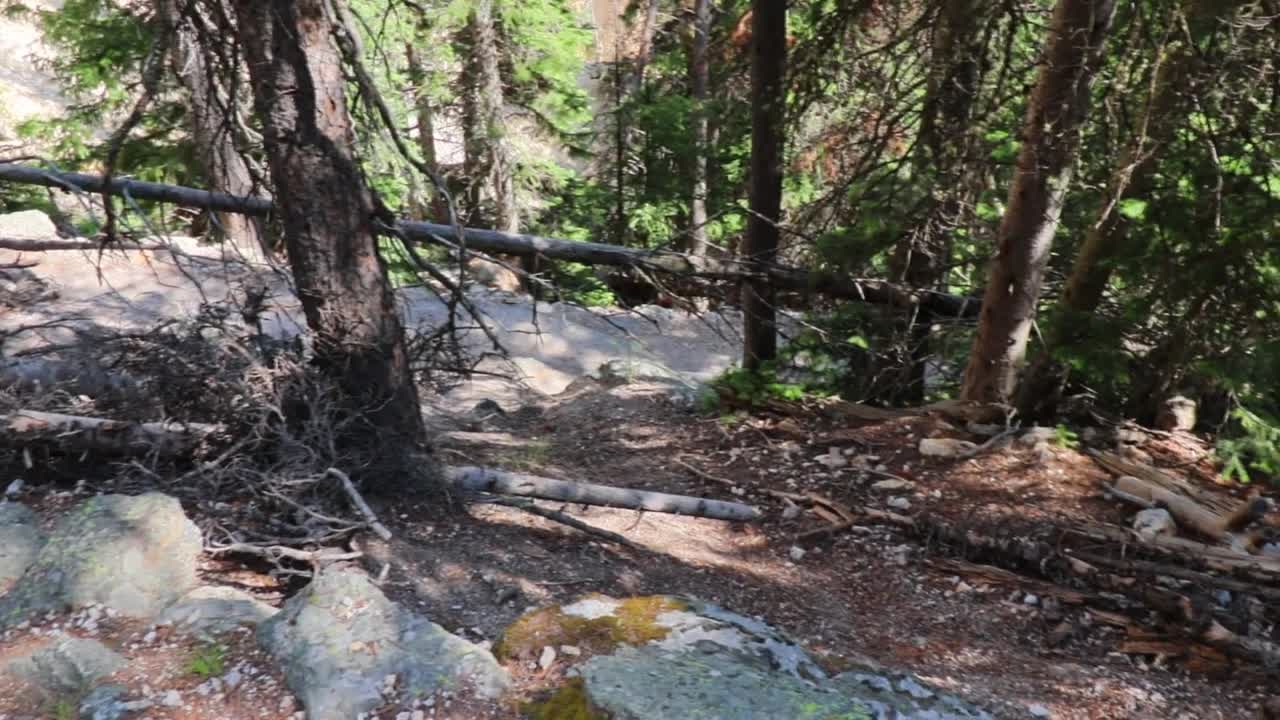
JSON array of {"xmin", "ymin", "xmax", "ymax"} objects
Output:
[
  {"xmin": 412, "ymin": 712, "xmax": 426, "ymax": 720},
  {"xmin": 4, "ymin": 478, "xmax": 24, "ymax": 497},
  {"xmin": 223, "ymin": 669, "xmax": 243, "ymax": 689},
  {"xmin": 788, "ymin": 546, "xmax": 806, "ymax": 562},
  {"xmin": 815, "ymin": 447, "xmax": 848, "ymax": 470},
  {"xmin": 1018, "ymin": 427, "xmax": 1057, "ymax": 447},
  {"xmin": 538, "ymin": 645, "xmax": 557, "ymax": 671},
  {"xmin": 396, "ymin": 713, "xmax": 412, "ymax": 720},
  {"xmin": 887, "ymin": 496, "xmax": 911, "ymax": 511},
  {"xmin": 560, "ymin": 645, "xmax": 581, "ymax": 656},
  {"xmin": 918, "ymin": 438, "xmax": 978, "ymax": 458},
  {"xmin": 160, "ymin": 690, "xmax": 182, "ymax": 707},
  {"xmin": 1028, "ymin": 702, "xmax": 1052, "ymax": 718},
  {"xmin": 1023, "ymin": 594, "xmax": 1039, "ymax": 606},
  {"xmin": 870, "ymin": 479, "xmax": 914, "ymax": 492},
  {"xmin": 1133, "ymin": 507, "xmax": 1176, "ymax": 542},
  {"xmin": 955, "ymin": 581, "xmax": 974, "ymax": 593},
  {"xmin": 781, "ymin": 504, "xmax": 802, "ymax": 520}
]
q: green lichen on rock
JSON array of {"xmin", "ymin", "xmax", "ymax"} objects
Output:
[
  {"xmin": 0, "ymin": 493, "xmax": 201, "ymax": 628},
  {"xmin": 521, "ymin": 678, "xmax": 610, "ymax": 720},
  {"xmin": 495, "ymin": 594, "xmax": 686, "ymax": 661}
]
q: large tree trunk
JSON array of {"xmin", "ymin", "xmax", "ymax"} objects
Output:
[
  {"xmin": 888, "ymin": 0, "xmax": 991, "ymax": 403},
  {"xmin": 1017, "ymin": 0, "xmax": 1244, "ymax": 418},
  {"xmin": 959, "ymin": 0, "xmax": 1117, "ymax": 404},
  {"xmin": 741, "ymin": 0, "xmax": 786, "ymax": 371},
  {"xmin": 687, "ymin": 0, "xmax": 711, "ymax": 258},
  {"xmin": 159, "ymin": 0, "xmax": 270, "ymax": 260},
  {"xmin": 229, "ymin": 0, "xmax": 426, "ymax": 480}
]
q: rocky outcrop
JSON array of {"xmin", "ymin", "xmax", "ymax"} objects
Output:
[
  {"xmin": 0, "ymin": 492, "xmax": 202, "ymax": 627},
  {"xmin": 0, "ymin": 501, "xmax": 46, "ymax": 593},
  {"xmin": 257, "ymin": 566, "xmax": 510, "ymax": 720},
  {"xmin": 511, "ymin": 594, "xmax": 993, "ymax": 720}
]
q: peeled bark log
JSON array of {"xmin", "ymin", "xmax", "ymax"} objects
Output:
[
  {"xmin": 444, "ymin": 465, "xmax": 762, "ymax": 521},
  {"xmin": 0, "ymin": 409, "xmax": 221, "ymax": 457},
  {"xmin": 0, "ymin": 164, "xmax": 983, "ymax": 318}
]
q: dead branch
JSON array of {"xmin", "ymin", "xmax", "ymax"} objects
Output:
[
  {"xmin": 0, "ymin": 409, "xmax": 222, "ymax": 457},
  {"xmin": 325, "ymin": 467, "xmax": 393, "ymax": 541},
  {"xmin": 207, "ymin": 542, "xmax": 362, "ymax": 565},
  {"xmin": 0, "ymin": 236, "xmax": 170, "ymax": 252},
  {"xmin": 444, "ymin": 465, "xmax": 761, "ymax": 521},
  {"xmin": 0, "ymin": 163, "xmax": 983, "ymax": 317}
]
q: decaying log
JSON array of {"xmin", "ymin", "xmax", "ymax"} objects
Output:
[
  {"xmin": 0, "ymin": 409, "xmax": 222, "ymax": 457},
  {"xmin": 0, "ymin": 163, "xmax": 982, "ymax": 318},
  {"xmin": 444, "ymin": 465, "xmax": 761, "ymax": 521}
]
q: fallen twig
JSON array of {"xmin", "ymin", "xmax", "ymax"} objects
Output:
[
  {"xmin": 485, "ymin": 497, "xmax": 642, "ymax": 549},
  {"xmin": 326, "ymin": 467, "xmax": 393, "ymax": 541}
]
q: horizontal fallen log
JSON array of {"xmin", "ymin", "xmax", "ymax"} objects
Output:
[
  {"xmin": 0, "ymin": 236, "xmax": 169, "ymax": 252},
  {"xmin": 0, "ymin": 163, "xmax": 982, "ymax": 318},
  {"xmin": 444, "ymin": 465, "xmax": 761, "ymax": 522},
  {"xmin": 0, "ymin": 409, "xmax": 222, "ymax": 457}
]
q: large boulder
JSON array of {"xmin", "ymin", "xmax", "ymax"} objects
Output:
[
  {"xmin": 0, "ymin": 493, "xmax": 202, "ymax": 627},
  {"xmin": 0, "ymin": 501, "xmax": 46, "ymax": 594},
  {"xmin": 511, "ymin": 595, "xmax": 993, "ymax": 720},
  {"xmin": 0, "ymin": 209, "xmax": 59, "ymax": 241},
  {"xmin": 257, "ymin": 566, "xmax": 510, "ymax": 720}
]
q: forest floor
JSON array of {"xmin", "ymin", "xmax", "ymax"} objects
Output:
[
  {"xmin": 1, "ymin": 367, "xmax": 1273, "ymax": 720},
  {"xmin": 356, "ymin": 378, "xmax": 1271, "ymax": 720}
]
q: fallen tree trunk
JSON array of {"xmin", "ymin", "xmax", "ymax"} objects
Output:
[
  {"xmin": 0, "ymin": 409, "xmax": 223, "ymax": 456},
  {"xmin": 0, "ymin": 163, "xmax": 982, "ymax": 318},
  {"xmin": 444, "ymin": 465, "xmax": 761, "ymax": 521},
  {"xmin": 0, "ymin": 236, "xmax": 169, "ymax": 252}
]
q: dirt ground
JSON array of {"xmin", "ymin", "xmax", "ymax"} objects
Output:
[{"xmin": 1, "ymin": 379, "xmax": 1273, "ymax": 719}]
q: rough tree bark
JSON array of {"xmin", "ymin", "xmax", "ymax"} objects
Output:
[
  {"xmin": 460, "ymin": 0, "xmax": 528, "ymax": 292},
  {"xmin": 1017, "ymin": 0, "xmax": 1243, "ymax": 419},
  {"xmin": 959, "ymin": 0, "xmax": 1117, "ymax": 405},
  {"xmin": 228, "ymin": 0, "xmax": 426, "ymax": 479},
  {"xmin": 889, "ymin": 0, "xmax": 990, "ymax": 402},
  {"xmin": 742, "ymin": 0, "xmax": 786, "ymax": 371},
  {"xmin": 404, "ymin": 31, "xmax": 446, "ymax": 222},
  {"xmin": 158, "ymin": 0, "xmax": 270, "ymax": 259},
  {"xmin": 687, "ymin": 0, "xmax": 711, "ymax": 257}
]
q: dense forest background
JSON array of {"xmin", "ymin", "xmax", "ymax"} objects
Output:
[{"xmin": 2, "ymin": 0, "xmax": 1278, "ymax": 483}]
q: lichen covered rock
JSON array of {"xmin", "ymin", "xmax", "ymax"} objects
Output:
[
  {"xmin": 257, "ymin": 566, "xmax": 509, "ymax": 720},
  {"xmin": 0, "ymin": 493, "xmax": 202, "ymax": 627},
  {"xmin": 0, "ymin": 501, "xmax": 46, "ymax": 594},
  {"xmin": 508, "ymin": 594, "xmax": 993, "ymax": 720}
]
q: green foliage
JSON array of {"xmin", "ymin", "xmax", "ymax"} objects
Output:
[
  {"xmin": 1217, "ymin": 408, "xmax": 1280, "ymax": 485},
  {"xmin": 1052, "ymin": 424, "xmax": 1079, "ymax": 450},
  {"xmin": 548, "ymin": 262, "xmax": 616, "ymax": 307},
  {"xmin": 187, "ymin": 643, "xmax": 226, "ymax": 679},
  {"xmin": 704, "ymin": 364, "xmax": 811, "ymax": 412}
]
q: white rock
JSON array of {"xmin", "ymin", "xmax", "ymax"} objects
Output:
[
  {"xmin": 4, "ymin": 479, "xmax": 23, "ymax": 497},
  {"xmin": 1133, "ymin": 508, "xmax": 1176, "ymax": 541},
  {"xmin": 560, "ymin": 645, "xmax": 581, "ymax": 656},
  {"xmin": 918, "ymin": 438, "xmax": 978, "ymax": 458},
  {"xmin": 160, "ymin": 690, "xmax": 182, "ymax": 707},
  {"xmin": 887, "ymin": 496, "xmax": 912, "ymax": 511},
  {"xmin": 815, "ymin": 447, "xmax": 848, "ymax": 469},
  {"xmin": 1028, "ymin": 703, "xmax": 1052, "ymax": 718},
  {"xmin": 781, "ymin": 504, "xmax": 802, "ymax": 520},
  {"xmin": 788, "ymin": 546, "xmax": 806, "ymax": 561},
  {"xmin": 538, "ymin": 646, "xmax": 557, "ymax": 671},
  {"xmin": 870, "ymin": 479, "xmax": 914, "ymax": 492}
]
